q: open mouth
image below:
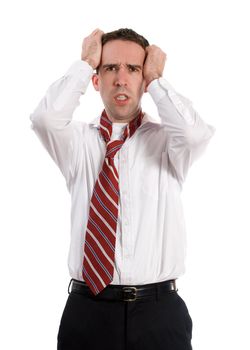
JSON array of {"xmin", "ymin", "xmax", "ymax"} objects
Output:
[{"xmin": 114, "ymin": 94, "xmax": 130, "ymax": 105}]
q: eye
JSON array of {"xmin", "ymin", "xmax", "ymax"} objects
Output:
[
  {"xmin": 105, "ymin": 65, "xmax": 118, "ymax": 72},
  {"xmin": 128, "ymin": 65, "xmax": 140, "ymax": 72}
]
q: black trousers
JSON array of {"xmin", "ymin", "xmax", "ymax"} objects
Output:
[{"xmin": 57, "ymin": 282, "xmax": 193, "ymax": 350}]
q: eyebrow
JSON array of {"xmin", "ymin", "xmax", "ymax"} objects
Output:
[{"xmin": 102, "ymin": 63, "xmax": 142, "ymax": 70}]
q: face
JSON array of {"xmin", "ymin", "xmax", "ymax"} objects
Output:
[{"xmin": 92, "ymin": 40, "xmax": 146, "ymax": 123}]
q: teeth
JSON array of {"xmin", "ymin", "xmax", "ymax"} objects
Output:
[{"xmin": 116, "ymin": 95, "xmax": 127, "ymax": 100}]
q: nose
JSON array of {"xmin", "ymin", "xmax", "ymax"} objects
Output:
[{"xmin": 114, "ymin": 66, "xmax": 128, "ymax": 87}]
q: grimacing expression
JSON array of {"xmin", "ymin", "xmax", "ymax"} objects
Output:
[{"xmin": 92, "ymin": 40, "xmax": 147, "ymax": 123}]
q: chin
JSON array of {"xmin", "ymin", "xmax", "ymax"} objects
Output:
[{"xmin": 106, "ymin": 104, "xmax": 140, "ymax": 122}]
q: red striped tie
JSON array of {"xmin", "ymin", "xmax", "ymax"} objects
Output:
[{"xmin": 82, "ymin": 109, "xmax": 144, "ymax": 295}]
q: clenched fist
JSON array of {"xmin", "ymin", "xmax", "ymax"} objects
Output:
[
  {"xmin": 81, "ymin": 29, "xmax": 104, "ymax": 69},
  {"xmin": 143, "ymin": 45, "xmax": 167, "ymax": 87}
]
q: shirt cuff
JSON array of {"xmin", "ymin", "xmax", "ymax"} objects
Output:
[
  {"xmin": 66, "ymin": 60, "xmax": 93, "ymax": 75},
  {"xmin": 147, "ymin": 78, "xmax": 178, "ymax": 105},
  {"xmin": 148, "ymin": 77, "xmax": 196, "ymax": 125}
]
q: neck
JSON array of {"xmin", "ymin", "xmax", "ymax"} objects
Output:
[{"xmin": 105, "ymin": 109, "xmax": 142, "ymax": 124}]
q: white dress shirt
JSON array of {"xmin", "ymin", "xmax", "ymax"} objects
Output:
[{"xmin": 30, "ymin": 60, "xmax": 215, "ymax": 285}]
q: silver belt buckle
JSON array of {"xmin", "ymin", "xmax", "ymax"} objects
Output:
[{"xmin": 122, "ymin": 287, "xmax": 137, "ymax": 301}]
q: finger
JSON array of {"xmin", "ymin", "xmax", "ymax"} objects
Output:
[
  {"xmin": 91, "ymin": 28, "xmax": 100, "ymax": 34},
  {"xmin": 92, "ymin": 29, "xmax": 104, "ymax": 36},
  {"xmin": 95, "ymin": 30, "xmax": 104, "ymax": 38}
]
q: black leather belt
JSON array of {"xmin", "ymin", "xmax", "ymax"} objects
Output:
[{"xmin": 69, "ymin": 278, "xmax": 177, "ymax": 302}]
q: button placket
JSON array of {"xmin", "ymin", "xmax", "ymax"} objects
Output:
[{"xmin": 119, "ymin": 147, "xmax": 133, "ymax": 283}]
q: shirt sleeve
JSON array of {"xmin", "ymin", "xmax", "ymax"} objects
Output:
[
  {"xmin": 29, "ymin": 60, "xmax": 93, "ymax": 188},
  {"xmin": 147, "ymin": 78, "xmax": 215, "ymax": 183}
]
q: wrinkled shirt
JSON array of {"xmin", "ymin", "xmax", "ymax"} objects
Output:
[{"xmin": 30, "ymin": 60, "xmax": 215, "ymax": 285}]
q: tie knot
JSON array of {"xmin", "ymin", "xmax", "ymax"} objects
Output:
[{"xmin": 105, "ymin": 140, "xmax": 124, "ymax": 159}]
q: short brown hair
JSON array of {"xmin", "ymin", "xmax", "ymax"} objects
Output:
[
  {"xmin": 102, "ymin": 28, "xmax": 149, "ymax": 49},
  {"xmin": 96, "ymin": 28, "xmax": 149, "ymax": 73}
]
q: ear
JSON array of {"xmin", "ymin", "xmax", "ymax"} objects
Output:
[{"xmin": 92, "ymin": 74, "xmax": 100, "ymax": 91}]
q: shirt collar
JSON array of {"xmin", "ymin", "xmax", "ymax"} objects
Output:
[{"xmin": 89, "ymin": 112, "xmax": 157, "ymax": 129}]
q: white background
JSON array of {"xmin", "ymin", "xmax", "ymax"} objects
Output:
[{"xmin": 0, "ymin": 0, "xmax": 250, "ymax": 349}]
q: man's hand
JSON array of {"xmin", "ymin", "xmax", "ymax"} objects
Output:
[
  {"xmin": 143, "ymin": 45, "xmax": 167, "ymax": 87},
  {"xmin": 81, "ymin": 29, "xmax": 104, "ymax": 69}
]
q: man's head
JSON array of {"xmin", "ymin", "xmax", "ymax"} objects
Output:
[{"xmin": 92, "ymin": 28, "xmax": 150, "ymax": 123}]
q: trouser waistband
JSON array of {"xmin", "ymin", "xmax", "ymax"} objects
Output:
[{"xmin": 68, "ymin": 278, "xmax": 177, "ymax": 302}]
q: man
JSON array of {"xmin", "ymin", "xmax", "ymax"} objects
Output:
[{"xmin": 30, "ymin": 28, "xmax": 215, "ymax": 350}]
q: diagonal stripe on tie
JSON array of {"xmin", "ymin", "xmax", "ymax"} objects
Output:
[
  {"xmin": 86, "ymin": 227, "xmax": 115, "ymax": 267},
  {"xmin": 92, "ymin": 189, "xmax": 118, "ymax": 224},
  {"xmin": 100, "ymin": 170, "xmax": 119, "ymax": 198},
  {"xmin": 103, "ymin": 159, "xmax": 119, "ymax": 186},
  {"xmin": 89, "ymin": 203, "xmax": 116, "ymax": 239},
  {"xmin": 90, "ymin": 198, "xmax": 117, "ymax": 233},
  {"xmin": 84, "ymin": 240, "xmax": 113, "ymax": 280},
  {"xmin": 97, "ymin": 178, "xmax": 118, "ymax": 209},
  {"xmin": 106, "ymin": 143, "xmax": 123, "ymax": 158},
  {"xmin": 105, "ymin": 158, "xmax": 119, "ymax": 181},
  {"xmin": 83, "ymin": 256, "xmax": 106, "ymax": 291},
  {"xmin": 87, "ymin": 218, "xmax": 115, "ymax": 254},
  {"xmin": 94, "ymin": 182, "xmax": 118, "ymax": 218},
  {"xmin": 83, "ymin": 251, "xmax": 113, "ymax": 293},
  {"xmin": 105, "ymin": 160, "xmax": 119, "ymax": 183},
  {"xmin": 82, "ymin": 267, "xmax": 100, "ymax": 295}
]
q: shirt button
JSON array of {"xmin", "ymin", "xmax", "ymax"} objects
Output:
[{"xmin": 124, "ymin": 219, "xmax": 129, "ymax": 225}]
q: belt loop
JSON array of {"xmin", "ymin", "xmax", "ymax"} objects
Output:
[
  {"xmin": 68, "ymin": 278, "xmax": 73, "ymax": 294},
  {"xmin": 174, "ymin": 280, "xmax": 178, "ymax": 292},
  {"xmin": 156, "ymin": 283, "xmax": 159, "ymax": 301}
]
